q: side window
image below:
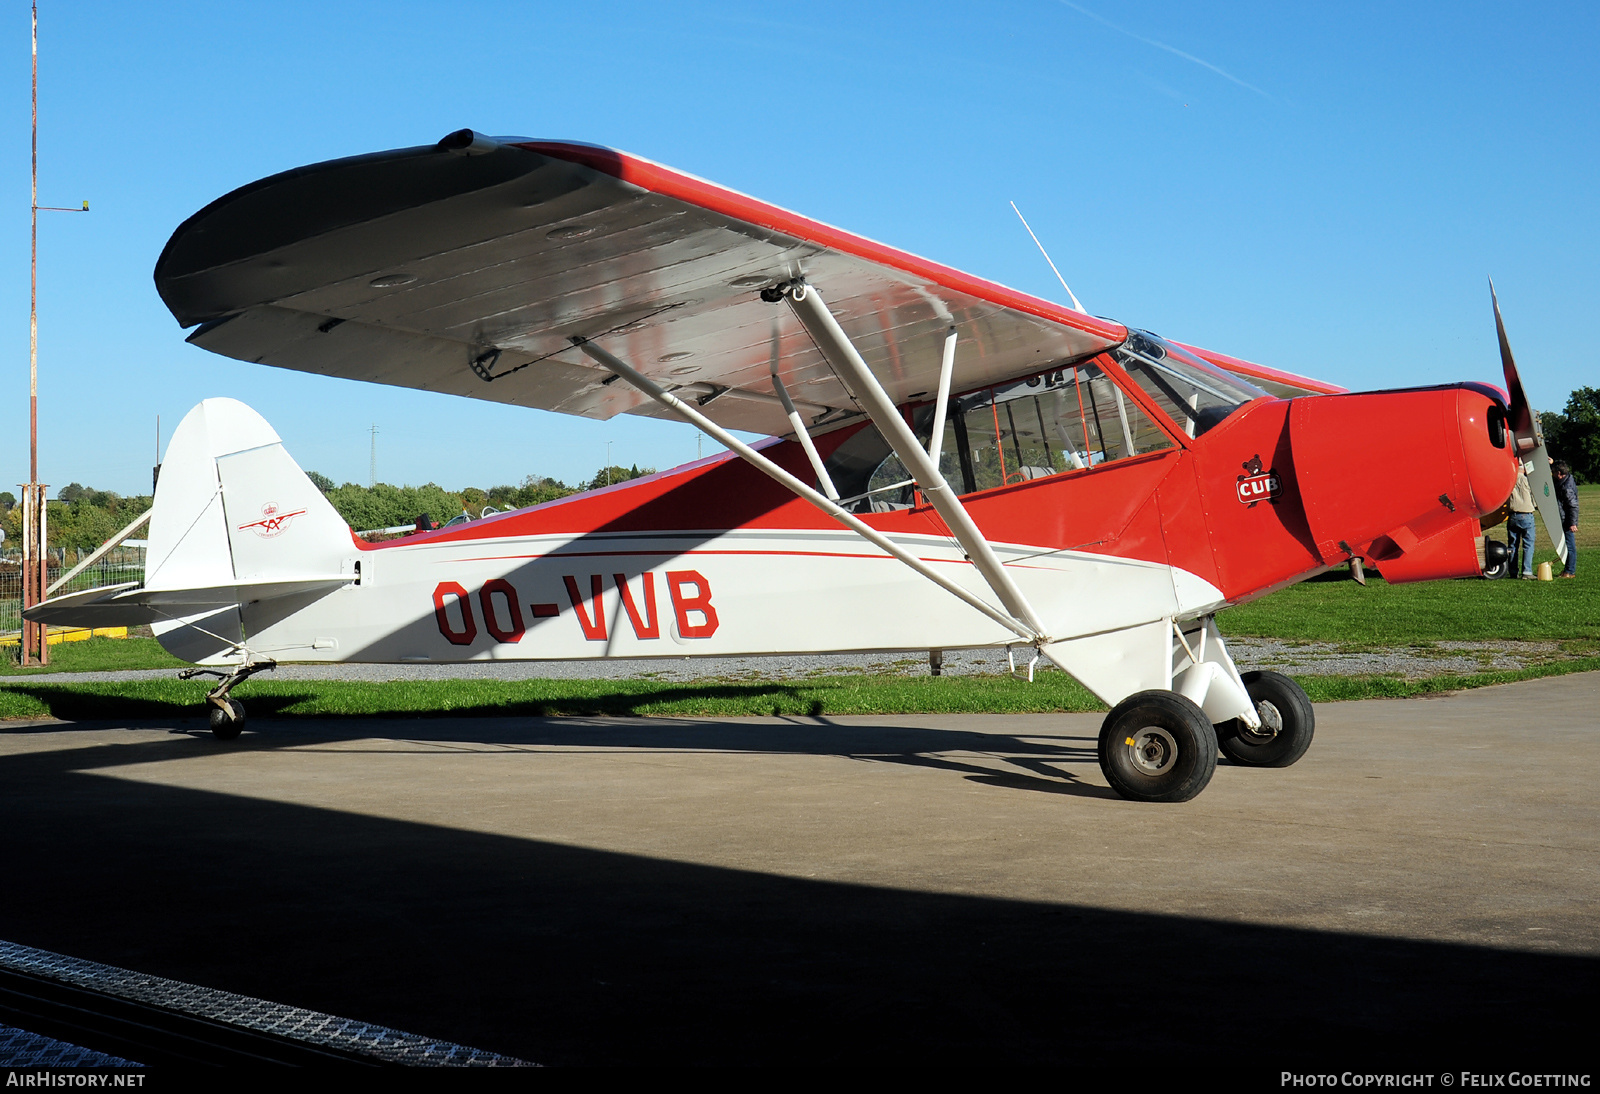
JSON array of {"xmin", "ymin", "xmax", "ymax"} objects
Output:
[
  {"xmin": 816, "ymin": 360, "xmax": 1174, "ymax": 510},
  {"xmin": 944, "ymin": 361, "xmax": 1172, "ymax": 492},
  {"xmin": 822, "ymin": 408, "xmax": 939, "ymax": 513}
]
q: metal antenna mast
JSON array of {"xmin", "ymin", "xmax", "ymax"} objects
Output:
[
  {"xmin": 1009, "ymin": 201, "xmax": 1086, "ymax": 315},
  {"xmin": 369, "ymin": 423, "xmax": 379, "ymax": 487},
  {"xmin": 21, "ymin": 2, "xmax": 88, "ymax": 666}
]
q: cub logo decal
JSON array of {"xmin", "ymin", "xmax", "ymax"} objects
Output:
[
  {"xmin": 237, "ymin": 502, "xmax": 307, "ymax": 538},
  {"xmin": 1236, "ymin": 454, "xmax": 1281, "ymax": 508}
]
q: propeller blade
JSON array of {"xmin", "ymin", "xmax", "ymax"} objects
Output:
[
  {"xmin": 1530, "ymin": 461, "xmax": 1569, "ymax": 568},
  {"xmin": 1489, "ymin": 280, "xmax": 1568, "ymax": 567},
  {"xmin": 1491, "ymin": 278, "xmax": 1535, "ymax": 441}
]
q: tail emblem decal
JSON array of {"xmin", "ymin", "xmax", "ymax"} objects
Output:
[{"xmin": 237, "ymin": 502, "xmax": 307, "ymax": 539}]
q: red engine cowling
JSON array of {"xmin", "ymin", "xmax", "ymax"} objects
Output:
[{"xmin": 1290, "ymin": 385, "xmax": 1516, "ymax": 583}]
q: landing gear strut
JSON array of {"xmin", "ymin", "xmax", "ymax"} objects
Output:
[{"xmin": 179, "ymin": 660, "xmax": 276, "ymax": 740}]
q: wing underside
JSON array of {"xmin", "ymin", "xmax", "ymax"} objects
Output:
[{"xmin": 157, "ymin": 133, "xmax": 1132, "ymax": 436}]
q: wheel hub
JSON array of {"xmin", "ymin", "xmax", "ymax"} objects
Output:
[
  {"xmin": 1126, "ymin": 727, "xmax": 1178, "ymax": 775},
  {"xmin": 1238, "ymin": 699, "xmax": 1283, "ymax": 744}
]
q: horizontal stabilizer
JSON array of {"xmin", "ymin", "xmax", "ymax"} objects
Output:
[
  {"xmin": 21, "ymin": 584, "xmax": 153, "ymax": 628},
  {"xmin": 25, "ymin": 577, "xmax": 354, "ymax": 628}
]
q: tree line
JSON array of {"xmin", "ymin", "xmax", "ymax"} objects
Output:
[
  {"xmin": 0, "ymin": 463, "xmax": 654, "ymax": 552},
  {"xmin": 1540, "ymin": 387, "xmax": 1599, "ymax": 484},
  {"xmin": 312, "ymin": 463, "xmax": 653, "ymax": 530},
  {"xmin": 0, "ymin": 486, "xmax": 153, "ymax": 555}
]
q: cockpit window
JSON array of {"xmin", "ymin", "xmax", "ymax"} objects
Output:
[
  {"xmin": 818, "ymin": 358, "xmax": 1174, "ymax": 510},
  {"xmin": 950, "ymin": 361, "xmax": 1172, "ymax": 493},
  {"xmin": 1112, "ymin": 331, "xmax": 1268, "ymax": 438},
  {"xmin": 822, "ymin": 406, "xmax": 939, "ymax": 513}
]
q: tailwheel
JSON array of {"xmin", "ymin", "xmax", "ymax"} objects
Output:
[
  {"xmin": 1216, "ymin": 670, "xmax": 1314, "ymax": 768},
  {"xmin": 181, "ymin": 660, "xmax": 273, "ymax": 742},
  {"xmin": 209, "ymin": 698, "xmax": 246, "ymax": 741},
  {"xmin": 1097, "ymin": 691, "xmax": 1218, "ymax": 803}
]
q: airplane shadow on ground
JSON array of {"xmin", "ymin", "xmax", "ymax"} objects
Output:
[
  {"xmin": 0, "ymin": 723, "xmax": 1594, "ymax": 1068},
  {"xmin": 2, "ymin": 680, "xmax": 831, "ymax": 721},
  {"xmin": 0, "ymin": 687, "xmax": 1115, "ymax": 798}
]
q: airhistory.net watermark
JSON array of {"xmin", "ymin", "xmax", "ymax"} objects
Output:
[{"xmin": 5, "ymin": 1076, "xmax": 145, "ymax": 1088}]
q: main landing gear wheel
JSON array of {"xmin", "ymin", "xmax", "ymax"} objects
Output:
[
  {"xmin": 1097, "ymin": 691, "xmax": 1218, "ymax": 803},
  {"xmin": 209, "ymin": 698, "xmax": 245, "ymax": 741},
  {"xmin": 1216, "ymin": 670, "xmax": 1314, "ymax": 768},
  {"xmin": 1482, "ymin": 537, "xmax": 1511, "ymax": 580}
]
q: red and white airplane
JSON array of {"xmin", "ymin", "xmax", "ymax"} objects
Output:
[{"xmin": 29, "ymin": 130, "xmax": 1563, "ymax": 803}]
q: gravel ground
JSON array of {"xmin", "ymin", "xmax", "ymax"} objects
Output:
[{"xmin": 4, "ymin": 639, "xmax": 1584, "ymax": 686}]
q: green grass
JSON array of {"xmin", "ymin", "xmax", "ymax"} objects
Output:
[
  {"xmin": 1227, "ymin": 484, "xmax": 1596, "ymax": 642},
  {"xmin": 3, "ymin": 656, "xmax": 1599, "ymax": 724},
  {"xmin": 1223, "ymin": 568, "xmax": 1598, "ymax": 642},
  {"xmin": 0, "ymin": 635, "xmax": 189, "ymax": 676},
  {"xmin": 1291, "ymin": 656, "xmax": 1600, "ymax": 701}
]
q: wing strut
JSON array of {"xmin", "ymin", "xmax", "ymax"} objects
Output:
[
  {"xmin": 768, "ymin": 317, "xmax": 839, "ymax": 500},
  {"xmin": 778, "ymin": 281, "xmax": 1051, "ymax": 640},
  {"xmin": 928, "ymin": 326, "xmax": 957, "ymax": 464},
  {"xmin": 570, "ymin": 335, "xmax": 1043, "ymax": 643}
]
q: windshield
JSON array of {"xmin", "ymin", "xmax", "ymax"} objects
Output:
[{"xmin": 1112, "ymin": 331, "xmax": 1267, "ymax": 438}]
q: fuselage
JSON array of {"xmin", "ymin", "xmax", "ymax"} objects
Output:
[{"xmin": 208, "ymin": 344, "xmax": 1516, "ymax": 669}]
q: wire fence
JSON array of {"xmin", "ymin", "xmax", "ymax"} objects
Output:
[{"xmin": 0, "ymin": 546, "xmax": 145, "ymax": 637}]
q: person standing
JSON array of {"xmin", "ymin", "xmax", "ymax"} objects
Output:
[
  {"xmin": 1507, "ymin": 463, "xmax": 1538, "ymax": 579},
  {"xmin": 1553, "ymin": 460, "xmax": 1579, "ymax": 578}
]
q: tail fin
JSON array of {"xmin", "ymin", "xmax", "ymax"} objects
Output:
[
  {"xmin": 147, "ymin": 398, "xmax": 353, "ymax": 591},
  {"xmin": 143, "ymin": 398, "xmax": 353, "ymax": 663},
  {"xmin": 27, "ymin": 399, "xmax": 355, "ymax": 663}
]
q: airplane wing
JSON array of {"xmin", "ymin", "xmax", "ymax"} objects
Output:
[{"xmin": 155, "ymin": 130, "xmax": 1134, "ymax": 437}]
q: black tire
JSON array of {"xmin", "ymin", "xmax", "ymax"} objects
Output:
[
  {"xmin": 209, "ymin": 698, "xmax": 245, "ymax": 741},
  {"xmin": 1098, "ymin": 691, "xmax": 1218, "ymax": 803},
  {"xmin": 1216, "ymin": 670, "xmax": 1313, "ymax": 768},
  {"xmin": 1482, "ymin": 537, "xmax": 1510, "ymax": 580}
]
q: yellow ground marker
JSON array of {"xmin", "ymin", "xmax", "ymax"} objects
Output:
[{"xmin": 0, "ymin": 626, "xmax": 126, "ymax": 648}]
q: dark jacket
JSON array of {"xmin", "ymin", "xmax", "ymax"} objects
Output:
[{"xmin": 1556, "ymin": 474, "xmax": 1580, "ymax": 526}]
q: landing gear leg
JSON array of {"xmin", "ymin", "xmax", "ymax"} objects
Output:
[
  {"xmin": 1097, "ymin": 690, "xmax": 1218, "ymax": 803},
  {"xmin": 180, "ymin": 660, "xmax": 276, "ymax": 741}
]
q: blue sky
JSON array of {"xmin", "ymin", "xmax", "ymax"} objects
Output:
[{"xmin": 4, "ymin": 1, "xmax": 1596, "ymax": 497}]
